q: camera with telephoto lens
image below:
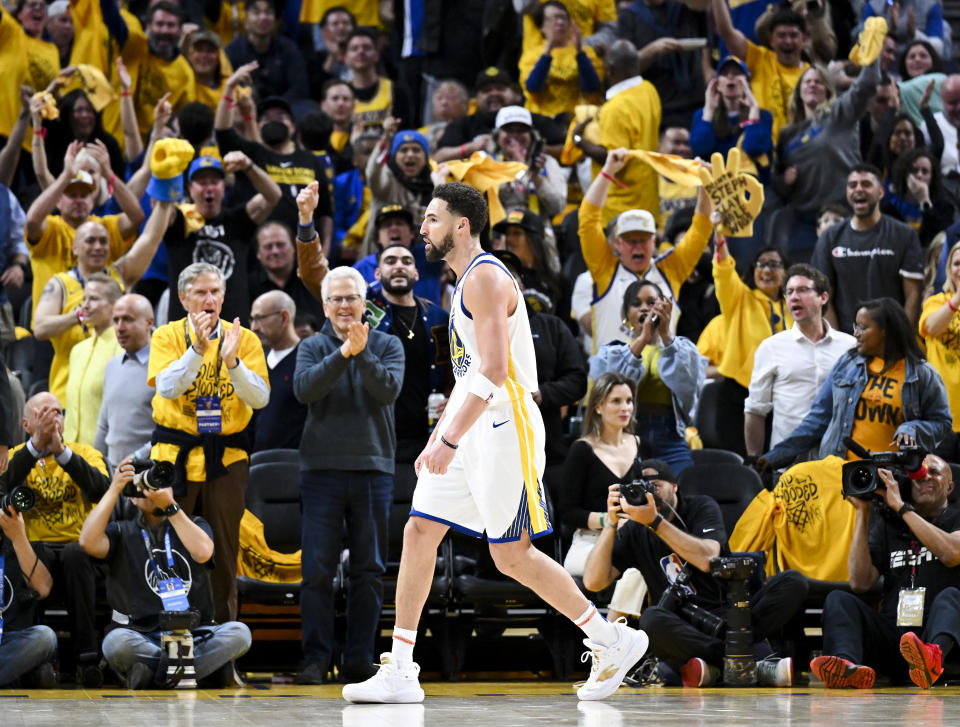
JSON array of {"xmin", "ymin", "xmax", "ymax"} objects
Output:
[
  {"xmin": 157, "ymin": 609, "xmax": 201, "ymax": 688},
  {"xmin": 0, "ymin": 485, "xmax": 36, "ymax": 514},
  {"xmin": 841, "ymin": 437, "xmax": 926, "ymax": 501},
  {"xmin": 657, "ymin": 565, "xmax": 725, "ymax": 639},
  {"xmin": 619, "ymin": 478, "xmax": 658, "ymax": 507},
  {"xmin": 710, "ymin": 555, "xmax": 759, "ymax": 686},
  {"xmin": 122, "ymin": 458, "xmax": 176, "ymax": 498}
]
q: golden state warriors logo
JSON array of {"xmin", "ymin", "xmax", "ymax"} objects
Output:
[{"xmin": 449, "ymin": 319, "xmax": 471, "ymax": 379}]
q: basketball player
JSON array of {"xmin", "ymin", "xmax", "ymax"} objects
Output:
[{"xmin": 343, "ymin": 183, "xmax": 649, "ymax": 704}]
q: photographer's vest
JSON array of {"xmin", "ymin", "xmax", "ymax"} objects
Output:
[{"xmin": 48, "ymin": 267, "xmax": 125, "ymax": 404}]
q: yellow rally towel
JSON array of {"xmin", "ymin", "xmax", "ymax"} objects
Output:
[
  {"xmin": 236, "ymin": 509, "xmax": 302, "ymax": 583},
  {"xmin": 176, "ymin": 203, "xmax": 208, "ymax": 236},
  {"xmin": 443, "ymin": 152, "xmax": 529, "ymax": 227},
  {"xmin": 849, "ymin": 17, "xmax": 888, "ymax": 67},
  {"xmin": 32, "ymin": 92, "xmax": 59, "ymax": 120},
  {"xmin": 629, "ymin": 150, "xmax": 704, "ymax": 187},
  {"xmin": 59, "ymin": 65, "xmax": 117, "ymax": 112},
  {"xmin": 729, "ymin": 456, "xmax": 856, "ymax": 582}
]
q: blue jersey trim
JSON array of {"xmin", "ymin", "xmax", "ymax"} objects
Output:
[
  {"xmin": 408, "ymin": 508, "xmax": 484, "ymax": 538},
  {"xmin": 457, "ymin": 254, "xmax": 515, "ymax": 320}
]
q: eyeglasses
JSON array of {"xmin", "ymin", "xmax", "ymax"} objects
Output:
[
  {"xmin": 755, "ymin": 260, "xmax": 784, "ymax": 270},
  {"xmin": 784, "ymin": 285, "xmax": 816, "ymax": 296},
  {"xmin": 250, "ymin": 310, "xmax": 283, "ymax": 325},
  {"xmin": 325, "ymin": 294, "xmax": 363, "ymax": 305}
]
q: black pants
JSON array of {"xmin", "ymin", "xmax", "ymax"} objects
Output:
[
  {"xmin": 39, "ymin": 542, "xmax": 107, "ymax": 658},
  {"xmin": 638, "ymin": 570, "xmax": 809, "ymax": 666},
  {"xmin": 822, "ymin": 586, "xmax": 960, "ymax": 680}
]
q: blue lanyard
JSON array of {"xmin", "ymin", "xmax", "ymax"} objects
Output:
[
  {"xmin": 141, "ymin": 527, "xmax": 175, "ymax": 580},
  {"xmin": 0, "ymin": 554, "xmax": 5, "ymax": 611}
]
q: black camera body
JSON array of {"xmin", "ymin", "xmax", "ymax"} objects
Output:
[
  {"xmin": 656, "ymin": 566, "xmax": 725, "ymax": 639},
  {"xmin": 158, "ymin": 609, "xmax": 201, "ymax": 632},
  {"xmin": 841, "ymin": 441, "xmax": 926, "ymax": 501},
  {"xmin": 122, "ymin": 458, "xmax": 176, "ymax": 498},
  {"xmin": 709, "ymin": 555, "xmax": 756, "ymax": 581},
  {"xmin": 1, "ymin": 485, "xmax": 36, "ymax": 514},
  {"xmin": 620, "ymin": 478, "xmax": 657, "ymax": 507}
]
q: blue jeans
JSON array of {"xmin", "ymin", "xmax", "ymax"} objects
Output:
[
  {"xmin": 300, "ymin": 469, "xmax": 393, "ymax": 669},
  {"xmin": 634, "ymin": 413, "xmax": 693, "ymax": 475},
  {"xmin": 101, "ymin": 622, "xmax": 252, "ymax": 680},
  {"xmin": 0, "ymin": 625, "xmax": 57, "ymax": 685}
]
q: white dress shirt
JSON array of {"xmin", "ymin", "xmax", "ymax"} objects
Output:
[{"xmin": 744, "ymin": 321, "xmax": 857, "ymax": 448}]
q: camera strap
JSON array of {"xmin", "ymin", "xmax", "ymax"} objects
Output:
[{"xmin": 142, "ymin": 527, "xmax": 190, "ymax": 612}]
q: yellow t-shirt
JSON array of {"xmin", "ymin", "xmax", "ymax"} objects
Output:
[
  {"xmin": 148, "ymin": 318, "xmax": 269, "ymax": 482},
  {"xmin": 745, "ymin": 41, "xmax": 808, "ymax": 143},
  {"xmin": 207, "ymin": 0, "xmax": 246, "ymax": 47},
  {"xmin": 518, "ymin": 45, "xmax": 604, "ymax": 118},
  {"xmin": 25, "ymin": 34, "xmax": 61, "ymax": 93},
  {"xmin": 520, "ymin": 0, "xmax": 616, "ymax": 62},
  {"xmin": 696, "ymin": 313, "xmax": 725, "ymax": 367},
  {"xmin": 597, "ymin": 80, "xmax": 662, "ymax": 225},
  {"xmin": 848, "ymin": 357, "xmax": 906, "ymax": 457},
  {"xmin": 353, "ymin": 78, "xmax": 394, "ymax": 135},
  {"xmin": 0, "ymin": 11, "xmax": 52, "ymax": 142},
  {"xmin": 300, "ymin": 0, "xmax": 379, "ymax": 26},
  {"xmin": 634, "ymin": 345, "xmax": 673, "ymax": 406},
  {"xmin": 658, "ymin": 176, "xmax": 698, "ymax": 236},
  {"xmin": 713, "ymin": 255, "xmax": 793, "ymax": 388},
  {"xmin": 48, "ymin": 268, "xmax": 125, "ymax": 405},
  {"xmin": 921, "ymin": 293, "xmax": 960, "ymax": 432},
  {"xmin": 29, "ymin": 214, "xmax": 135, "ymax": 324},
  {"xmin": 12, "ymin": 441, "xmax": 109, "ymax": 543},
  {"xmin": 64, "ymin": 326, "xmax": 122, "ymax": 446},
  {"xmin": 122, "ymin": 32, "xmax": 197, "ymax": 138},
  {"xmin": 194, "ymin": 52, "xmax": 233, "ymax": 112}
]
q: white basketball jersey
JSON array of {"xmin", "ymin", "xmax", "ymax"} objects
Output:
[{"xmin": 448, "ymin": 253, "xmax": 539, "ymax": 408}]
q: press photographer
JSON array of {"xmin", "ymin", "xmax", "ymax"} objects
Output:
[
  {"xmin": 811, "ymin": 453, "xmax": 960, "ymax": 690},
  {"xmin": 78, "ymin": 458, "xmax": 251, "ymax": 689},
  {"xmin": 583, "ymin": 460, "xmax": 807, "ymax": 686}
]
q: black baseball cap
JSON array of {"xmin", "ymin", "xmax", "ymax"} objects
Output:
[
  {"xmin": 375, "ymin": 204, "xmax": 415, "ymax": 228},
  {"xmin": 257, "ymin": 95, "xmax": 294, "ymax": 118},
  {"xmin": 474, "ymin": 66, "xmax": 512, "ymax": 92},
  {"xmin": 639, "ymin": 459, "xmax": 677, "ymax": 484},
  {"xmin": 492, "ymin": 207, "xmax": 544, "ymax": 238}
]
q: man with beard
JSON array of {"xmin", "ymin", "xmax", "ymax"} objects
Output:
[
  {"xmin": 215, "ymin": 67, "xmax": 333, "ymax": 255},
  {"xmin": 99, "ymin": 1, "xmax": 197, "ymax": 138},
  {"xmin": 161, "ymin": 153, "xmax": 281, "ymax": 323},
  {"xmin": 583, "ymin": 460, "xmax": 806, "ymax": 687},
  {"xmin": 343, "ymin": 183, "xmax": 648, "ymax": 704},
  {"xmin": 810, "ymin": 164, "xmax": 924, "ymax": 334},
  {"xmin": 354, "ymin": 206, "xmax": 444, "ymax": 306},
  {"xmin": 368, "ymin": 244, "xmax": 450, "ymax": 462},
  {"xmin": 434, "ymin": 67, "xmax": 565, "ymax": 162},
  {"xmin": 248, "ymin": 290, "xmax": 308, "ymax": 451}
]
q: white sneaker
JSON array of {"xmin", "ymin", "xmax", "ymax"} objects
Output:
[
  {"xmin": 341, "ymin": 654, "xmax": 425, "ymax": 704},
  {"xmin": 575, "ymin": 622, "xmax": 649, "ymax": 701},
  {"xmin": 757, "ymin": 656, "xmax": 793, "ymax": 687}
]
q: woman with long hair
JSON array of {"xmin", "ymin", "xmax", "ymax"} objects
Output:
[
  {"xmin": 589, "ymin": 280, "xmax": 706, "ymax": 473},
  {"xmin": 920, "ymin": 241, "xmax": 960, "ymax": 461},
  {"xmin": 691, "ymin": 56, "xmax": 773, "ymax": 184},
  {"xmin": 711, "ymin": 241, "xmax": 792, "ymax": 454},
  {"xmin": 882, "ymin": 147, "xmax": 955, "ymax": 247},
  {"xmin": 558, "ymin": 371, "xmax": 641, "ymax": 575},
  {"xmin": 772, "ymin": 57, "xmax": 880, "ymax": 260},
  {"xmin": 762, "ymin": 297, "xmax": 952, "ymax": 468},
  {"xmin": 42, "ymin": 89, "xmax": 125, "ymax": 179}
]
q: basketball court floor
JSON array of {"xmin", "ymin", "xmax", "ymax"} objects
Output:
[{"xmin": 4, "ymin": 681, "xmax": 958, "ymax": 726}]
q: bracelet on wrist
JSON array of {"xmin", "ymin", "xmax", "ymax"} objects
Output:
[
  {"xmin": 440, "ymin": 435, "xmax": 458, "ymax": 450},
  {"xmin": 33, "ymin": 128, "xmax": 46, "ymax": 139},
  {"xmin": 948, "ymin": 299, "xmax": 959, "ymax": 313},
  {"xmin": 121, "ymin": 91, "xmax": 131, "ymax": 97},
  {"xmin": 647, "ymin": 513, "xmax": 664, "ymax": 532},
  {"xmin": 459, "ymin": 144, "xmax": 467, "ymax": 158},
  {"xmin": 897, "ymin": 502, "xmax": 915, "ymax": 518},
  {"xmin": 600, "ymin": 170, "xmax": 628, "ymax": 189},
  {"xmin": 599, "ymin": 513, "xmax": 605, "ymax": 529}
]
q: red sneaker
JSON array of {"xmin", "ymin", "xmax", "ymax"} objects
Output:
[
  {"xmin": 809, "ymin": 655, "xmax": 875, "ymax": 689},
  {"xmin": 900, "ymin": 632, "xmax": 944, "ymax": 689},
  {"xmin": 679, "ymin": 657, "xmax": 720, "ymax": 687}
]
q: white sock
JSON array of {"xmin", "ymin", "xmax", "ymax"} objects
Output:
[
  {"xmin": 391, "ymin": 627, "xmax": 417, "ymax": 668},
  {"xmin": 573, "ymin": 603, "xmax": 619, "ymax": 647}
]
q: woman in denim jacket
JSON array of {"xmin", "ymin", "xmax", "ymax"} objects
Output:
[
  {"xmin": 590, "ymin": 280, "xmax": 707, "ymax": 474},
  {"xmin": 762, "ymin": 297, "xmax": 952, "ymax": 469}
]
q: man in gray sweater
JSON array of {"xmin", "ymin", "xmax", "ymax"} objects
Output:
[{"xmin": 292, "ymin": 263, "xmax": 405, "ymax": 685}]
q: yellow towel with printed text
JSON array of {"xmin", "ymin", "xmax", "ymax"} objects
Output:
[{"xmin": 237, "ymin": 509, "xmax": 302, "ymax": 583}]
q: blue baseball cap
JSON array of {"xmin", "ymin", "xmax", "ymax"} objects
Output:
[
  {"xmin": 187, "ymin": 156, "xmax": 225, "ymax": 182},
  {"xmin": 717, "ymin": 55, "xmax": 751, "ymax": 81}
]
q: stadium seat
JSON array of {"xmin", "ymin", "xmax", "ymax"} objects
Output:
[
  {"xmin": 249, "ymin": 448, "xmax": 299, "ymax": 467},
  {"xmin": 677, "ymin": 463, "xmax": 763, "ymax": 535},
  {"xmin": 690, "ymin": 448, "xmax": 744, "ymax": 466}
]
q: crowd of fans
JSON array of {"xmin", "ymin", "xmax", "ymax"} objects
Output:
[{"xmin": 0, "ymin": 0, "xmax": 959, "ymax": 692}]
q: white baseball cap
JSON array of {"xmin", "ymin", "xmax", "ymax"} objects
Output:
[
  {"xmin": 494, "ymin": 106, "xmax": 533, "ymax": 131},
  {"xmin": 615, "ymin": 209, "xmax": 656, "ymax": 237}
]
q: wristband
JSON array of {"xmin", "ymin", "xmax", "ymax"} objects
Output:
[
  {"xmin": 739, "ymin": 118, "xmax": 759, "ymax": 128},
  {"xmin": 897, "ymin": 502, "xmax": 916, "ymax": 518},
  {"xmin": 440, "ymin": 435, "xmax": 458, "ymax": 450},
  {"xmin": 121, "ymin": 91, "xmax": 131, "ymax": 97},
  {"xmin": 467, "ymin": 372, "xmax": 499, "ymax": 404},
  {"xmin": 715, "ymin": 235, "xmax": 727, "ymax": 249},
  {"xmin": 76, "ymin": 309, "xmax": 83, "ymax": 325},
  {"xmin": 600, "ymin": 170, "xmax": 628, "ymax": 189},
  {"xmin": 222, "ymin": 94, "xmax": 235, "ymax": 108},
  {"xmin": 647, "ymin": 513, "xmax": 664, "ymax": 532},
  {"xmin": 948, "ymin": 299, "xmax": 959, "ymax": 313},
  {"xmin": 599, "ymin": 513, "xmax": 605, "ymax": 528},
  {"xmin": 459, "ymin": 144, "xmax": 467, "ymax": 158},
  {"xmin": 33, "ymin": 128, "xmax": 46, "ymax": 139},
  {"xmin": 604, "ymin": 515, "xmax": 617, "ymax": 529},
  {"xmin": 297, "ymin": 222, "xmax": 318, "ymax": 242}
]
